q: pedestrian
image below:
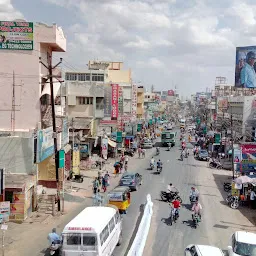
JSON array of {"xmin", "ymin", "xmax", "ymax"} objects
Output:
[
  {"xmin": 104, "ymin": 171, "xmax": 110, "ymax": 187},
  {"xmin": 138, "ymin": 147, "xmax": 142, "ymax": 158},
  {"xmin": 142, "ymin": 148, "xmax": 146, "ymax": 158},
  {"xmin": 249, "ymin": 189, "xmax": 256, "ymax": 209},
  {"xmin": 92, "ymin": 177, "xmax": 99, "ymax": 194},
  {"xmin": 125, "ymin": 154, "xmax": 129, "ymax": 165},
  {"xmin": 102, "ymin": 176, "xmax": 107, "ymax": 192}
]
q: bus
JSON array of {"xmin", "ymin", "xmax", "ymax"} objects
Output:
[
  {"xmin": 62, "ymin": 206, "xmax": 122, "ymax": 256},
  {"xmin": 161, "ymin": 131, "xmax": 176, "ymax": 147}
]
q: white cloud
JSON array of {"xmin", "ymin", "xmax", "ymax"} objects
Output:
[
  {"xmin": 0, "ymin": 0, "xmax": 23, "ymax": 20},
  {"xmin": 14, "ymin": 0, "xmax": 256, "ymax": 95}
]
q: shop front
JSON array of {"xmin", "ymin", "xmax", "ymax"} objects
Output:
[{"xmin": 4, "ymin": 174, "xmax": 36, "ymax": 222}]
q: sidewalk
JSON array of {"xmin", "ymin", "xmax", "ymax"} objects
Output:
[{"xmin": 5, "ymin": 158, "xmax": 121, "ymax": 256}]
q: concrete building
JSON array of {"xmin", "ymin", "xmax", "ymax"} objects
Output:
[
  {"xmin": 137, "ymin": 86, "xmax": 144, "ymax": 119},
  {"xmin": 0, "ymin": 21, "xmax": 67, "ymax": 221}
]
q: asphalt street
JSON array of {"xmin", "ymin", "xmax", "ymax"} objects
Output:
[{"xmin": 115, "ymin": 130, "xmax": 256, "ymax": 256}]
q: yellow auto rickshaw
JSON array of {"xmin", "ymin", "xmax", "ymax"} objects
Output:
[{"xmin": 108, "ymin": 186, "xmax": 131, "ymax": 213}]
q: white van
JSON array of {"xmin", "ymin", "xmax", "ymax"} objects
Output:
[{"xmin": 62, "ymin": 206, "xmax": 122, "ymax": 256}]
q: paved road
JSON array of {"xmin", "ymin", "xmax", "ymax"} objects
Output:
[{"xmin": 114, "ymin": 130, "xmax": 256, "ymax": 256}]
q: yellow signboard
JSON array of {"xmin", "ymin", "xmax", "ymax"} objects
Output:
[{"xmin": 72, "ymin": 150, "xmax": 80, "ymax": 175}]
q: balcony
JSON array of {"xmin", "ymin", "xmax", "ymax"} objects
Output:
[
  {"xmin": 137, "ymin": 87, "xmax": 144, "ymax": 93},
  {"xmin": 137, "ymin": 108, "xmax": 144, "ymax": 115},
  {"xmin": 137, "ymin": 96, "xmax": 144, "ymax": 104}
]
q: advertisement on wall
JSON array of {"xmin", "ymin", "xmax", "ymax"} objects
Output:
[
  {"xmin": 61, "ymin": 117, "xmax": 69, "ymax": 146},
  {"xmin": 0, "ymin": 21, "xmax": 33, "ymax": 50},
  {"xmin": 235, "ymin": 46, "xmax": 256, "ymax": 88},
  {"xmin": 111, "ymin": 84, "xmax": 119, "ymax": 120},
  {"xmin": 168, "ymin": 90, "xmax": 174, "ymax": 96},
  {"xmin": 118, "ymin": 86, "xmax": 123, "ymax": 114},
  {"xmin": 37, "ymin": 127, "xmax": 54, "ymax": 163},
  {"xmin": 236, "ymin": 144, "xmax": 256, "ymax": 174},
  {"xmin": 217, "ymin": 97, "xmax": 228, "ymax": 112},
  {"xmin": 72, "ymin": 148, "xmax": 80, "ymax": 175},
  {"xmin": 104, "ymin": 85, "xmax": 112, "ymax": 117},
  {"xmin": 131, "ymin": 84, "xmax": 137, "ymax": 122},
  {"xmin": 101, "ymin": 138, "xmax": 108, "ymax": 159},
  {"xmin": 0, "ymin": 201, "xmax": 10, "ymax": 223}
]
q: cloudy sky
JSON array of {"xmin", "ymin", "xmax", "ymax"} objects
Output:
[{"xmin": 3, "ymin": 0, "xmax": 256, "ymax": 96}]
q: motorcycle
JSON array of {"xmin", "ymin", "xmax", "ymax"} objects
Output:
[
  {"xmin": 157, "ymin": 166, "xmax": 162, "ymax": 174},
  {"xmin": 49, "ymin": 242, "xmax": 61, "ymax": 255},
  {"xmin": 209, "ymin": 159, "xmax": 222, "ymax": 169},
  {"xmin": 150, "ymin": 163, "xmax": 154, "ymax": 170},
  {"xmin": 156, "ymin": 148, "xmax": 160, "ymax": 155},
  {"xmin": 230, "ymin": 195, "xmax": 239, "ymax": 209},
  {"xmin": 124, "ymin": 149, "xmax": 134, "ymax": 157},
  {"xmin": 160, "ymin": 191, "xmax": 183, "ymax": 203},
  {"xmin": 68, "ymin": 172, "xmax": 84, "ymax": 183},
  {"xmin": 193, "ymin": 213, "xmax": 200, "ymax": 229},
  {"xmin": 223, "ymin": 182, "xmax": 231, "ymax": 192},
  {"xmin": 169, "ymin": 207, "xmax": 179, "ymax": 225}
]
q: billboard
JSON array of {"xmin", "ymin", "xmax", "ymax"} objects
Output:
[
  {"xmin": 236, "ymin": 144, "xmax": 256, "ymax": 174},
  {"xmin": 131, "ymin": 84, "xmax": 137, "ymax": 121},
  {"xmin": 111, "ymin": 84, "xmax": 119, "ymax": 120},
  {"xmin": 0, "ymin": 21, "xmax": 33, "ymax": 50},
  {"xmin": 37, "ymin": 127, "xmax": 54, "ymax": 163},
  {"xmin": 104, "ymin": 85, "xmax": 112, "ymax": 117},
  {"xmin": 168, "ymin": 90, "xmax": 174, "ymax": 96},
  {"xmin": 235, "ymin": 46, "xmax": 256, "ymax": 88}
]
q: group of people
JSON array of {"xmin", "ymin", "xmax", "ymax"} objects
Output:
[
  {"xmin": 167, "ymin": 184, "xmax": 202, "ymax": 221},
  {"xmin": 92, "ymin": 171, "xmax": 110, "ymax": 194}
]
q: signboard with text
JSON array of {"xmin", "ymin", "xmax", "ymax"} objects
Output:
[
  {"xmin": 104, "ymin": 85, "xmax": 112, "ymax": 117},
  {"xmin": 131, "ymin": 84, "xmax": 137, "ymax": 122},
  {"xmin": 0, "ymin": 21, "xmax": 33, "ymax": 50},
  {"xmin": 111, "ymin": 84, "xmax": 119, "ymax": 120},
  {"xmin": 101, "ymin": 138, "xmax": 108, "ymax": 158}
]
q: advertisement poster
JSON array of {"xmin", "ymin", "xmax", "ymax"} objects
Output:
[
  {"xmin": 37, "ymin": 127, "xmax": 54, "ymax": 163},
  {"xmin": 131, "ymin": 84, "xmax": 137, "ymax": 122},
  {"xmin": 235, "ymin": 46, "xmax": 256, "ymax": 88},
  {"xmin": 101, "ymin": 138, "xmax": 108, "ymax": 158},
  {"xmin": 118, "ymin": 86, "xmax": 123, "ymax": 114},
  {"xmin": 168, "ymin": 90, "xmax": 174, "ymax": 96},
  {"xmin": 72, "ymin": 149, "xmax": 80, "ymax": 175},
  {"xmin": 61, "ymin": 117, "xmax": 69, "ymax": 146},
  {"xmin": 104, "ymin": 85, "xmax": 112, "ymax": 117},
  {"xmin": 0, "ymin": 201, "xmax": 10, "ymax": 223},
  {"xmin": 236, "ymin": 144, "xmax": 256, "ymax": 174},
  {"xmin": 0, "ymin": 21, "xmax": 33, "ymax": 50},
  {"xmin": 111, "ymin": 84, "xmax": 119, "ymax": 120}
]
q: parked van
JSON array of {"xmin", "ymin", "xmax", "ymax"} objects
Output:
[{"xmin": 62, "ymin": 206, "xmax": 122, "ymax": 256}]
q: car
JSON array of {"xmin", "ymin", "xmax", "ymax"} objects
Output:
[
  {"xmin": 227, "ymin": 231, "xmax": 256, "ymax": 255},
  {"xmin": 141, "ymin": 139, "xmax": 153, "ymax": 149},
  {"xmin": 185, "ymin": 244, "xmax": 224, "ymax": 256},
  {"xmin": 197, "ymin": 149, "xmax": 209, "ymax": 161},
  {"xmin": 119, "ymin": 172, "xmax": 142, "ymax": 191}
]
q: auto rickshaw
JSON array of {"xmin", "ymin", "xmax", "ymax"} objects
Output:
[{"xmin": 108, "ymin": 186, "xmax": 131, "ymax": 214}]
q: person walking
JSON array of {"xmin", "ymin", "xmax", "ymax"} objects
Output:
[
  {"xmin": 92, "ymin": 177, "xmax": 99, "ymax": 194},
  {"xmin": 104, "ymin": 171, "xmax": 110, "ymax": 188},
  {"xmin": 102, "ymin": 176, "xmax": 107, "ymax": 193}
]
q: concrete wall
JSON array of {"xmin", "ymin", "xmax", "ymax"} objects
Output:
[
  {"xmin": 68, "ymin": 105, "xmax": 94, "ymax": 118},
  {"xmin": 0, "ymin": 137, "xmax": 34, "ymax": 174},
  {"xmin": 108, "ymin": 69, "xmax": 131, "ymax": 83},
  {"xmin": 0, "ymin": 23, "xmax": 66, "ymax": 131}
]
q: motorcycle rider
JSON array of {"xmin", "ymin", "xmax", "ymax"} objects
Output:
[
  {"xmin": 156, "ymin": 147, "xmax": 160, "ymax": 154},
  {"xmin": 192, "ymin": 200, "xmax": 202, "ymax": 220},
  {"xmin": 190, "ymin": 187, "xmax": 199, "ymax": 201},
  {"xmin": 170, "ymin": 198, "xmax": 181, "ymax": 217},
  {"xmin": 48, "ymin": 228, "xmax": 62, "ymax": 247},
  {"xmin": 157, "ymin": 159, "xmax": 162, "ymax": 171}
]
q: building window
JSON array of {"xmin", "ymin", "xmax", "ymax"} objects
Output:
[
  {"xmin": 66, "ymin": 73, "xmax": 77, "ymax": 81},
  {"xmin": 92, "ymin": 74, "xmax": 104, "ymax": 82},
  {"xmin": 77, "ymin": 97, "xmax": 93, "ymax": 105},
  {"xmin": 78, "ymin": 73, "xmax": 91, "ymax": 81}
]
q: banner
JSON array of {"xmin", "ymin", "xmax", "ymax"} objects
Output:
[
  {"xmin": 61, "ymin": 117, "xmax": 69, "ymax": 146},
  {"xmin": 111, "ymin": 84, "xmax": 119, "ymax": 120},
  {"xmin": 236, "ymin": 144, "xmax": 256, "ymax": 174},
  {"xmin": 72, "ymin": 148, "xmax": 80, "ymax": 175},
  {"xmin": 101, "ymin": 138, "xmax": 108, "ymax": 158},
  {"xmin": 168, "ymin": 90, "xmax": 174, "ymax": 96},
  {"xmin": 132, "ymin": 84, "xmax": 137, "ymax": 121},
  {"xmin": 0, "ymin": 21, "xmax": 33, "ymax": 50},
  {"xmin": 118, "ymin": 86, "xmax": 123, "ymax": 114},
  {"xmin": 37, "ymin": 127, "xmax": 54, "ymax": 163},
  {"xmin": 235, "ymin": 46, "xmax": 256, "ymax": 88},
  {"xmin": 104, "ymin": 85, "xmax": 112, "ymax": 117}
]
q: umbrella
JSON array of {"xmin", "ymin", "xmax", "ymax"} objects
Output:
[{"xmin": 235, "ymin": 176, "xmax": 253, "ymax": 184}]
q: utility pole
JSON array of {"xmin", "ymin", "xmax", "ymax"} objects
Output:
[
  {"xmin": 231, "ymin": 112, "xmax": 235, "ymax": 179},
  {"xmin": 40, "ymin": 55, "xmax": 62, "ymax": 212}
]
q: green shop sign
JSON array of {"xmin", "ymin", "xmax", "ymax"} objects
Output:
[{"xmin": 0, "ymin": 21, "xmax": 34, "ymax": 50}]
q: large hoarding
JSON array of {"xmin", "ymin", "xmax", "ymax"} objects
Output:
[
  {"xmin": 0, "ymin": 21, "xmax": 33, "ymax": 50},
  {"xmin": 131, "ymin": 84, "xmax": 137, "ymax": 122},
  {"xmin": 104, "ymin": 85, "xmax": 112, "ymax": 117},
  {"xmin": 235, "ymin": 46, "xmax": 256, "ymax": 88}
]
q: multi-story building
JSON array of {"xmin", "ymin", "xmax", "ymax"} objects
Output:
[{"xmin": 0, "ymin": 21, "xmax": 67, "ymax": 221}]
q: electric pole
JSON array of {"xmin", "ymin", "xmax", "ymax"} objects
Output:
[
  {"xmin": 40, "ymin": 55, "xmax": 62, "ymax": 212},
  {"xmin": 231, "ymin": 113, "xmax": 235, "ymax": 179}
]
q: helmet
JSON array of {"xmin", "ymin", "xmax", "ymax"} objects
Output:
[{"xmin": 169, "ymin": 183, "xmax": 172, "ymax": 186}]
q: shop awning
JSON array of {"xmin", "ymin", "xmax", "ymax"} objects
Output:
[
  {"xmin": 41, "ymin": 78, "xmax": 61, "ymax": 99},
  {"xmin": 108, "ymin": 139, "xmax": 117, "ymax": 148}
]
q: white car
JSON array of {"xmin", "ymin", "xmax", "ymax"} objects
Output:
[
  {"xmin": 227, "ymin": 231, "xmax": 256, "ymax": 256},
  {"xmin": 185, "ymin": 244, "xmax": 224, "ymax": 256}
]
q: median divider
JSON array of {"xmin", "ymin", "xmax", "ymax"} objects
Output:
[{"xmin": 127, "ymin": 194, "xmax": 153, "ymax": 256}]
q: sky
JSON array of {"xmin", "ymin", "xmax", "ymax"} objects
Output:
[{"xmin": 3, "ymin": 0, "xmax": 256, "ymax": 96}]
